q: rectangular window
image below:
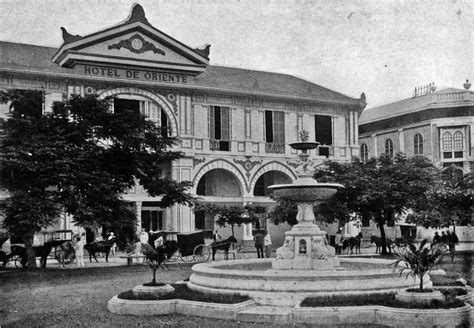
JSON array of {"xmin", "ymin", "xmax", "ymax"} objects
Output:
[
  {"xmin": 141, "ymin": 210, "xmax": 163, "ymax": 232},
  {"xmin": 265, "ymin": 110, "xmax": 285, "ymax": 153},
  {"xmin": 114, "ymin": 98, "xmax": 140, "ymax": 114},
  {"xmin": 209, "ymin": 106, "xmax": 230, "ymax": 151},
  {"xmin": 315, "ymin": 115, "xmax": 333, "ymax": 145}
]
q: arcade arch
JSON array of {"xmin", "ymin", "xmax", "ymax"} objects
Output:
[
  {"xmin": 99, "ymin": 87, "xmax": 178, "ymax": 136},
  {"xmin": 193, "ymin": 160, "xmax": 246, "ymax": 197},
  {"xmin": 250, "ymin": 162, "xmax": 296, "ymax": 196}
]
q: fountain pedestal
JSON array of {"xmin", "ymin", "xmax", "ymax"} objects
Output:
[{"xmin": 269, "ymin": 141, "xmax": 343, "ymax": 271}]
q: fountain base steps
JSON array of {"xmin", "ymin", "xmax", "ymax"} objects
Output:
[{"xmin": 236, "ymin": 305, "xmax": 292, "ymax": 324}]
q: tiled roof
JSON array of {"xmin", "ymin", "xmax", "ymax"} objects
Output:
[
  {"xmin": 359, "ymin": 88, "xmax": 473, "ymax": 124},
  {"xmin": 0, "ymin": 41, "xmax": 359, "ymax": 105}
]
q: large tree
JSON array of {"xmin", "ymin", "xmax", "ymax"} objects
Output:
[
  {"xmin": 0, "ymin": 90, "xmax": 193, "ymax": 267},
  {"xmin": 314, "ymin": 153, "xmax": 437, "ymax": 254},
  {"xmin": 408, "ymin": 165, "xmax": 473, "ymax": 229}
]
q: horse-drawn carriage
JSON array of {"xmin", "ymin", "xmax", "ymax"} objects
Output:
[
  {"xmin": 0, "ymin": 230, "xmax": 76, "ymax": 268},
  {"xmin": 156, "ymin": 231, "xmax": 238, "ymax": 264},
  {"xmin": 166, "ymin": 231, "xmax": 212, "ymax": 263}
]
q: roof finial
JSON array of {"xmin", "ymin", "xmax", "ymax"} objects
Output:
[
  {"xmin": 463, "ymin": 79, "xmax": 471, "ymax": 90},
  {"xmin": 126, "ymin": 4, "xmax": 150, "ymax": 25}
]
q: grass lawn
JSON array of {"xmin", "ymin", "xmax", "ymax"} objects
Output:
[{"xmin": 0, "ymin": 251, "xmax": 471, "ymax": 328}]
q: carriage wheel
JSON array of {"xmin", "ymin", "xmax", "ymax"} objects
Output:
[
  {"xmin": 63, "ymin": 250, "xmax": 76, "ymax": 265},
  {"xmin": 193, "ymin": 244, "xmax": 211, "ymax": 262},
  {"xmin": 14, "ymin": 256, "xmax": 25, "ymax": 268}
]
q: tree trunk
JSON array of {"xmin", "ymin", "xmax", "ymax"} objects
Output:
[
  {"xmin": 379, "ymin": 224, "xmax": 388, "ymax": 255},
  {"xmin": 22, "ymin": 233, "xmax": 37, "ymax": 268},
  {"xmin": 419, "ymin": 273, "xmax": 423, "ymax": 291},
  {"xmin": 231, "ymin": 224, "xmax": 235, "ymax": 250},
  {"xmin": 152, "ymin": 266, "xmax": 157, "ymax": 284}
]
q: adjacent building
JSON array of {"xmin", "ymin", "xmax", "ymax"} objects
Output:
[
  {"xmin": 358, "ymin": 82, "xmax": 474, "ymax": 241},
  {"xmin": 0, "ymin": 5, "xmax": 366, "ymax": 244}
]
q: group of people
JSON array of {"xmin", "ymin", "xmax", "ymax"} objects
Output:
[
  {"xmin": 253, "ymin": 231, "xmax": 272, "ymax": 258},
  {"xmin": 432, "ymin": 229, "xmax": 459, "ymax": 262}
]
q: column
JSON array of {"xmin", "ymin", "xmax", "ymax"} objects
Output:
[
  {"xmin": 398, "ymin": 128, "xmax": 405, "ymax": 153},
  {"xmin": 135, "ymin": 201, "xmax": 142, "ymax": 236},
  {"xmin": 372, "ymin": 134, "xmax": 378, "ymax": 157}
]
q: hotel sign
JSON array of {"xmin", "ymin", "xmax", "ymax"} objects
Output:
[{"xmin": 82, "ymin": 65, "xmax": 189, "ymax": 83}]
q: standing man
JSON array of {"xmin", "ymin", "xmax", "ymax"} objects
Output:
[
  {"xmin": 447, "ymin": 230, "xmax": 459, "ymax": 262},
  {"xmin": 254, "ymin": 231, "xmax": 264, "ymax": 258},
  {"xmin": 74, "ymin": 234, "xmax": 85, "ymax": 268},
  {"xmin": 335, "ymin": 229, "xmax": 343, "ymax": 255},
  {"xmin": 264, "ymin": 231, "xmax": 272, "ymax": 258},
  {"xmin": 140, "ymin": 228, "xmax": 149, "ymax": 245}
]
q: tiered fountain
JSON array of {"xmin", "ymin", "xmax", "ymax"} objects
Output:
[{"xmin": 188, "ymin": 132, "xmax": 430, "ymax": 306}]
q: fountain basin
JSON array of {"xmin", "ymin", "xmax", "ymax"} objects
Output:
[{"xmin": 188, "ymin": 258, "xmax": 430, "ymax": 306}]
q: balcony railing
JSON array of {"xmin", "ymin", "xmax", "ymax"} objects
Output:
[
  {"xmin": 210, "ymin": 139, "xmax": 231, "ymax": 151},
  {"xmin": 265, "ymin": 143, "xmax": 285, "ymax": 154}
]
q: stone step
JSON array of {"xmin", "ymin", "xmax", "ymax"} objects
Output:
[{"xmin": 236, "ymin": 305, "xmax": 292, "ymax": 324}]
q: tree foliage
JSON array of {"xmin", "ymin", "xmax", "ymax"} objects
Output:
[
  {"xmin": 0, "ymin": 90, "xmax": 193, "ymax": 267},
  {"xmin": 408, "ymin": 165, "xmax": 473, "ymax": 228},
  {"xmin": 193, "ymin": 203, "xmax": 267, "ymax": 235},
  {"xmin": 313, "ymin": 153, "xmax": 437, "ymax": 254}
]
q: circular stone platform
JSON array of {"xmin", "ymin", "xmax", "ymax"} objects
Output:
[{"xmin": 188, "ymin": 258, "xmax": 432, "ymax": 306}]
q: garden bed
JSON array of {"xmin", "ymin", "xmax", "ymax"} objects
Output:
[
  {"xmin": 118, "ymin": 284, "xmax": 250, "ymax": 304},
  {"xmin": 300, "ymin": 292, "xmax": 466, "ymax": 309}
]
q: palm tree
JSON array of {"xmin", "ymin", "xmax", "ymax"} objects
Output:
[{"xmin": 392, "ymin": 239, "xmax": 447, "ymax": 291}]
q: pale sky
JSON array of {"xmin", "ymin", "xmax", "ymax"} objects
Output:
[{"xmin": 0, "ymin": 0, "xmax": 472, "ymax": 108}]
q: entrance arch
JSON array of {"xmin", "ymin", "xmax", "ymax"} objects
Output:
[
  {"xmin": 99, "ymin": 87, "xmax": 178, "ymax": 136},
  {"xmin": 250, "ymin": 161, "xmax": 296, "ymax": 196},
  {"xmin": 193, "ymin": 159, "xmax": 247, "ymax": 195}
]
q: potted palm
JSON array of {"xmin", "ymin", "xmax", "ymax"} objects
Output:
[
  {"xmin": 392, "ymin": 239, "xmax": 447, "ymax": 304},
  {"xmin": 131, "ymin": 243, "xmax": 175, "ymax": 297}
]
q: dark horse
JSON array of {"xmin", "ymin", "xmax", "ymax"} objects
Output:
[
  {"xmin": 9, "ymin": 242, "xmax": 58, "ymax": 268},
  {"xmin": 210, "ymin": 236, "xmax": 238, "ymax": 261},
  {"xmin": 370, "ymin": 235, "xmax": 392, "ymax": 254},
  {"xmin": 342, "ymin": 232, "xmax": 363, "ymax": 254},
  {"xmin": 85, "ymin": 237, "xmax": 116, "ymax": 263}
]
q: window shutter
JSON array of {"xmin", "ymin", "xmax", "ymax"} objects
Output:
[
  {"xmin": 209, "ymin": 106, "xmax": 215, "ymax": 139},
  {"xmin": 221, "ymin": 107, "xmax": 230, "ymax": 140}
]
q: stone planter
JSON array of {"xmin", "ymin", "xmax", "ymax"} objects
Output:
[
  {"xmin": 395, "ymin": 288, "xmax": 444, "ymax": 305},
  {"xmin": 132, "ymin": 283, "xmax": 175, "ymax": 297}
]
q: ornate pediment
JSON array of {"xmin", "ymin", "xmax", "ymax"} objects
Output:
[{"xmin": 52, "ymin": 4, "xmax": 209, "ymax": 75}]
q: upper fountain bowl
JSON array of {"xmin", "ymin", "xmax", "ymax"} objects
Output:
[
  {"xmin": 268, "ymin": 178, "xmax": 343, "ymax": 202},
  {"xmin": 289, "ymin": 141, "xmax": 319, "ymax": 151}
]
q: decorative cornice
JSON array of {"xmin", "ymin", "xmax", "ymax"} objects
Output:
[
  {"xmin": 193, "ymin": 157, "xmax": 206, "ymax": 167},
  {"xmin": 108, "ymin": 34, "xmax": 165, "ymax": 55}
]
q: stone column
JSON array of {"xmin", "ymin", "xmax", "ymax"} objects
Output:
[{"xmin": 135, "ymin": 201, "xmax": 142, "ymax": 236}]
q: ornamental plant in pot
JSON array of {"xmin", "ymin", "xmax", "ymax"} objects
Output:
[
  {"xmin": 132, "ymin": 243, "xmax": 177, "ymax": 297},
  {"xmin": 392, "ymin": 239, "xmax": 447, "ymax": 304}
]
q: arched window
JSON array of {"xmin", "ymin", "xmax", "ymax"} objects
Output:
[
  {"xmin": 414, "ymin": 134, "xmax": 423, "ymax": 155},
  {"xmin": 442, "ymin": 132, "xmax": 452, "ymax": 151},
  {"xmin": 384, "ymin": 139, "xmax": 394, "ymax": 157},
  {"xmin": 453, "ymin": 132, "xmax": 463, "ymax": 150},
  {"xmin": 360, "ymin": 143, "xmax": 369, "ymax": 161}
]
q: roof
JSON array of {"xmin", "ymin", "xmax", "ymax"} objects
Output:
[
  {"xmin": 0, "ymin": 41, "xmax": 361, "ymax": 106},
  {"xmin": 359, "ymin": 88, "xmax": 474, "ymax": 124}
]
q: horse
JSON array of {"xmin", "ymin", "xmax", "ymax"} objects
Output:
[
  {"xmin": 84, "ymin": 237, "xmax": 116, "ymax": 263},
  {"xmin": 370, "ymin": 235, "xmax": 392, "ymax": 254},
  {"xmin": 8, "ymin": 242, "xmax": 55, "ymax": 268},
  {"xmin": 342, "ymin": 232, "xmax": 363, "ymax": 254},
  {"xmin": 210, "ymin": 236, "xmax": 238, "ymax": 261}
]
